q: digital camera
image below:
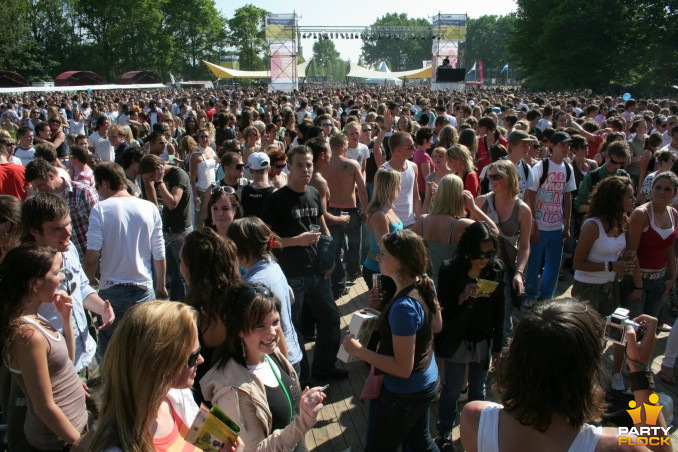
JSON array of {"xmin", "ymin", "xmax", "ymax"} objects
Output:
[{"xmin": 603, "ymin": 308, "xmax": 644, "ymax": 345}]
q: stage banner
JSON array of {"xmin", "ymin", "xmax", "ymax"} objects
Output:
[
  {"xmin": 478, "ymin": 59, "xmax": 484, "ymax": 83},
  {"xmin": 431, "ymin": 14, "xmax": 466, "ymax": 40},
  {"xmin": 266, "ymin": 14, "xmax": 295, "ymax": 41},
  {"xmin": 266, "ymin": 13, "xmax": 298, "ymax": 91},
  {"xmin": 430, "ymin": 14, "xmax": 465, "ymax": 84},
  {"xmin": 219, "ymin": 55, "xmax": 240, "ymax": 70}
]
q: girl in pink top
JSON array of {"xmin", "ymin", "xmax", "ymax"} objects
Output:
[{"xmin": 413, "ymin": 127, "xmax": 434, "ymax": 201}]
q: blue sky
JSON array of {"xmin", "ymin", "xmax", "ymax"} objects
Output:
[{"xmin": 215, "ymin": 0, "xmax": 517, "ymax": 64}]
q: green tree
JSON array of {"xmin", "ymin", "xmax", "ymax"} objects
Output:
[
  {"xmin": 464, "ymin": 15, "xmax": 515, "ymax": 79},
  {"xmin": 307, "ymin": 39, "xmax": 347, "ymax": 81},
  {"xmin": 507, "ymin": 0, "xmax": 630, "ymax": 91},
  {"xmin": 163, "ymin": 0, "xmax": 229, "ymax": 80},
  {"xmin": 228, "ymin": 4, "xmax": 267, "ymax": 70},
  {"xmin": 360, "ymin": 13, "xmax": 431, "ymax": 71},
  {"xmin": 0, "ymin": 0, "xmax": 53, "ymax": 80}
]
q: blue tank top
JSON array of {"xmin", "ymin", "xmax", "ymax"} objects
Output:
[{"xmin": 364, "ymin": 211, "xmax": 403, "ymax": 272}]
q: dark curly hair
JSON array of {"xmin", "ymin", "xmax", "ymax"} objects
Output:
[
  {"xmin": 587, "ymin": 175, "xmax": 633, "ymax": 233},
  {"xmin": 181, "ymin": 227, "xmax": 242, "ymax": 330},
  {"xmin": 496, "ymin": 299, "xmax": 606, "ymax": 431}
]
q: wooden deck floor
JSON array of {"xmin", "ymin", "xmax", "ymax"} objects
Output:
[{"xmin": 303, "ymin": 273, "xmax": 678, "ymax": 451}]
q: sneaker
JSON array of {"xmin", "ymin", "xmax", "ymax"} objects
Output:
[
  {"xmin": 611, "ymin": 373, "xmax": 626, "ymax": 391},
  {"xmin": 435, "ymin": 432, "xmax": 454, "ymax": 451}
]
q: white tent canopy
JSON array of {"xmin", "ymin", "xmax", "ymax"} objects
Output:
[
  {"xmin": 347, "ymin": 62, "xmax": 432, "ymax": 79},
  {"xmin": 0, "ymin": 83, "xmax": 166, "ymax": 94}
]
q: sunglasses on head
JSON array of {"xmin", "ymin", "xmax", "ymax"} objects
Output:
[
  {"xmin": 211, "ymin": 185, "xmax": 236, "ymax": 195},
  {"xmin": 237, "ymin": 284, "xmax": 273, "ymax": 307},
  {"xmin": 384, "ymin": 231, "xmax": 401, "ymax": 247},
  {"xmin": 471, "ymin": 249, "xmax": 496, "ymax": 260},
  {"xmin": 187, "ymin": 347, "xmax": 201, "ymax": 367}
]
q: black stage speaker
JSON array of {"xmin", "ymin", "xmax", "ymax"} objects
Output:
[{"xmin": 436, "ymin": 67, "xmax": 465, "ymax": 82}]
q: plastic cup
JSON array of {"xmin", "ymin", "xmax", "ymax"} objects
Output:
[{"xmin": 309, "ymin": 224, "xmax": 321, "ymax": 233}]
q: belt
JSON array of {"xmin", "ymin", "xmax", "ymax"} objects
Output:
[{"xmin": 641, "ymin": 268, "xmax": 666, "ymax": 280}]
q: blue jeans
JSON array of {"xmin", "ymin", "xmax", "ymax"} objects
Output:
[
  {"xmin": 165, "ymin": 231, "xmax": 189, "ymax": 301},
  {"xmin": 328, "ymin": 207, "xmax": 363, "ymax": 294},
  {"xmin": 503, "ymin": 270, "xmax": 514, "ymax": 345},
  {"xmin": 97, "ymin": 284, "xmax": 155, "ymax": 358},
  {"xmin": 620, "ymin": 274, "xmax": 666, "ymax": 319},
  {"xmin": 437, "ymin": 359, "xmax": 489, "ymax": 434},
  {"xmin": 524, "ymin": 228, "xmax": 564, "ymax": 301},
  {"xmin": 287, "ymin": 274, "xmax": 341, "ymax": 374},
  {"xmin": 365, "ymin": 383, "xmax": 439, "ymax": 452}
]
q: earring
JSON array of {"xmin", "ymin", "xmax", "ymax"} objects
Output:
[
  {"xmin": 276, "ymin": 334, "xmax": 281, "ymax": 344},
  {"xmin": 240, "ymin": 339, "xmax": 247, "ymax": 359}
]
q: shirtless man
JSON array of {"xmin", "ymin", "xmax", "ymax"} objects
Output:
[{"xmin": 324, "ymin": 134, "xmax": 368, "ymax": 297}]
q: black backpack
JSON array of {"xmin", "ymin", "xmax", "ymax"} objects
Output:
[{"xmin": 538, "ymin": 158, "xmax": 572, "ymax": 188}]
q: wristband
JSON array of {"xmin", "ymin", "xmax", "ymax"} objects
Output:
[
  {"xmin": 515, "ymin": 269, "xmax": 524, "ymax": 276},
  {"xmin": 629, "ymin": 370, "xmax": 655, "ymax": 392}
]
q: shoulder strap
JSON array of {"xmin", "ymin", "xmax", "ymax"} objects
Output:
[
  {"xmin": 590, "ymin": 168, "xmax": 601, "ymax": 188},
  {"xmin": 448, "ymin": 219, "xmax": 458, "ymax": 244},
  {"xmin": 539, "ymin": 158, "xmax": 550, "ymax": 187},
  {"xmin": 521, "ymin": 159, "xmax": 530, "ymax": 180}
]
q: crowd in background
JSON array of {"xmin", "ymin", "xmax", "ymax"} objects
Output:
[{"xmin": 0, "ymin": 85, "xmax": 677, "ymax": 451}]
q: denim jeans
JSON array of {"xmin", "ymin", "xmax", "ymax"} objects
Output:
[
  {"xmin": 328, "ymin": 207, "xmax": 362, "ymax": 295},
  {"xmin": 287, "ymin": 274, "xmax": 341, "ymax": 374},
  {"xmin": 365, "ymin": 382, "xmax": 439, "ymax": 452},
  {"xmin": 620, "ymin": 274, "xmax": 666, "ymax": 319},
  {"xmin": 524, "ymin": 228, "xmax": 564, "ymax": 301},
  {"xmin": 437, "ymin": 359, "xmax": 489, "ymax": 434},
  {"xmin": 165, "ymin": 231, "xmax": 189, "ymax": 301},
  {"xmin": 502, "ymin": 270, "xmax": 514, "ymax": 345},
  {"xmin": 97, "ymin": 284, "xmax": 155, "ymax": 358}
]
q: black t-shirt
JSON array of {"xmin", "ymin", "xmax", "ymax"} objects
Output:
[
  {"xmin": 162, "ymin": 166, "xmax": 191, "ymax": 233},
  {"xmin": 241, "ymin": 185, "xmax": 274, "ymax": 218},
  {"xmin": 262, "ymin": 185, "xmax": 322, "ymax": 278}
]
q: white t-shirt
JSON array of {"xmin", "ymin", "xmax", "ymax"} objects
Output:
[
  {"xmin": 660, "ymin": 143, "xmax": 678, "ymax": 155},
  {"xmin": 93, "ymin": 137, "xmax": 114, "ymax": 162},
  {"xmin": 527, "ymin": 159, "xmax": 576, "ymax": 231},
  {"xmin": 68, "ymin": 118, "xmax": 86, "ymax": 136},
  {"xmin": 14, "ymin": 146, "xmax": 35, "ymax": 166},
  {"xmin": 86, "ymin": 196, "xmax": 165, "ymax": 289},
  {"xmin": 382, "ymin": 160, "xmax": 416, "ymax": 227},
  {"xmin": 347, "ymin": 143, "xmax": 369, "ymax": 168}
]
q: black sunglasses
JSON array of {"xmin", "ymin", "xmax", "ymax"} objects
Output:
[
  {"xmin": 274, "ymin": 164, "xmax": 286, "ymax": 170},
  {"xmin": 488, "ymin": 174, "xmax": 503, "ymax": 181},
  {"xmin": 187, "ymin": 347, "xmax": 201, "ymax": 367},
  {"xmin": 609, "ymin": 158, "xmax": 625, "ymax": 166},
  {"xmin": 211, "ymin": 185, "xmax": 236, "ymax": 195},
  {"xmin": 237, "ymin": 284, "xmax": 273, "ymax": 307},
  {"xmin": 234, "ymin": 164, "xmax": 245, "ymax": 170},
  {"xmin": 471, "ymin": 249, "xmax": 496, "ymax": 260}
]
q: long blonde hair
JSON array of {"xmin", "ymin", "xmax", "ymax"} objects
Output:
[
  {"xmin": 430, "ymin": 174, "xmax": 465, "ymax": 217},
  {"xmin": 367, "ymin": 168, "xmax": 401, "ymax": 215},
  {"xmin": 446, "ymin": 144, "xmax": 476, "ymax": 173},
  {"xmin": 89, "ymin": 301, "xmax": 198, "ymax": 452}
]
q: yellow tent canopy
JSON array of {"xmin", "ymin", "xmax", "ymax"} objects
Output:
[{"xmin": 203, "ymin": 60, "xmax": 311, "ymax": 79}]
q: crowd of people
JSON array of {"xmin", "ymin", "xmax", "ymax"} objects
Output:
[{"xmin": 0, "ymin": 84, "xmax": 677, "ymax": 451}]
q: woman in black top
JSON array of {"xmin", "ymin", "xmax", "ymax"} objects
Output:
[{"xmin": 434, "ymin": 221, "xmax": 504, "ymax": 445}]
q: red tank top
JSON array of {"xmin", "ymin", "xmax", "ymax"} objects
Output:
[{"xmin": 637, "ymin": 207, "xmax": 677, "ymax": 270}]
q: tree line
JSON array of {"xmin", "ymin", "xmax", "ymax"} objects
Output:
[{"xmin": 1, "ymin": 1, "xmax": 675, "ymax": 94}]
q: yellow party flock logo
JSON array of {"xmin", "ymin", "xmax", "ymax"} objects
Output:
[{"xmin": 618, "ymin": 393, "xmax": 670, "ymax": 446}]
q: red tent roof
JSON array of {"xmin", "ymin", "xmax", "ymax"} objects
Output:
[{"xmin": 54, "ymin": 71, "xmax": 103, "ymax": 86}]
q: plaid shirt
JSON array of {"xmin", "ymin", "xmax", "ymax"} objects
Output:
[{"xmin": 62, "ymin": 178, "xmax": 98, "ymax": 260}]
